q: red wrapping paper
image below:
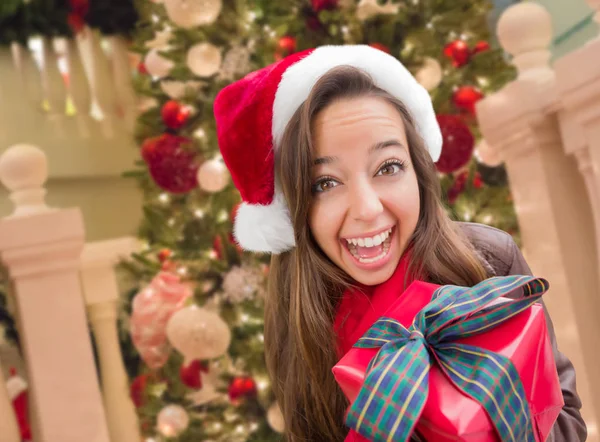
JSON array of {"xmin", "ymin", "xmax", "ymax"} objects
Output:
[{"xmin": 332, "ymin": 281, "xmax": 564, "ymax": 442}]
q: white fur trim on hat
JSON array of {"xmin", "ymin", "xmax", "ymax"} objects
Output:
[
  {"xmin": 272, "ymin": 45, "xmax": 442, "ymax": 162},
  {"xmin": 233, "ymin": 190, "xmax": 296, "ymax": 253}
]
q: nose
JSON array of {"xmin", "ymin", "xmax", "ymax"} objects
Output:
[{"xmin": 348, "ymin": 181, "xmax": 384, "ymax": 222}]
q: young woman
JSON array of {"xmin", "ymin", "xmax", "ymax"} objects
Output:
[{"xmin": 214, "ymin": 45, "xmax": 586, "ymax": 441}]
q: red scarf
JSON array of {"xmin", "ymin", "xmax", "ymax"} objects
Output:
[
  {"xmin": 333, "ymin": 252, "xmax": 414, "ymax": 442},
  {"xmin": 333, "ymin": 252, "xmax": 414, "ymax": 358}
]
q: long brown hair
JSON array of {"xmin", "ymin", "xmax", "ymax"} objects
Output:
[{"xmin": 265, "ymin": 66, "xmax": 488, "ymax": 441}]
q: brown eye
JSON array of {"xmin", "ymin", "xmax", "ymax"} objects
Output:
[
  {"xmin": 376, "ymin": 160, "xmax": 404, "ymax": 177},
  {"xmin": 312, "ymin": 178, "xmax": 339, "ymax": 193}
]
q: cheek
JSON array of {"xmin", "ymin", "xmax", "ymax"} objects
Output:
[
  {"xmin": 308, "ymin": 198, "xmax": 344, "ymax": 251},
  {"xmin": 382, "ymin": 176, "xmax": 420, "ymax": 227}
]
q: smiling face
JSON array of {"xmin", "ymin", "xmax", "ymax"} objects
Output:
[{"xmin": 308, "ymin": 96, "xmax": 420, "ymax": 286}]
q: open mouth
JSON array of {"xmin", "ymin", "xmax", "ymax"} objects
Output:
[{"xmin": 342, "ymin": 226, "xmax": 395, "ymax": 266}]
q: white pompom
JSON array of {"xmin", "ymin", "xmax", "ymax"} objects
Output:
[
  {"xmin": 197, "ymin": 159, "xmax": 229, "ymax": 193},
  {"xmin": 166, "ymin": 305, "xmax": 231, "ymax": 360},
  {"xmin": 144, "ymin": 49, "xmax": 174, "ymax": 78},
  {"xmin": 187, "ymin": 43, "xmax": 222, "ymax": 77},
  {"xmin": 157, "ymin": 404, "xmax": 189, "ymax": 437},
  {"xmin": 164, "ymin": 0, "xmax": 222, "ymax": 28},
  {"xmin": 267, "ymin": 402, "xmax": 285, "ymax": 433}
]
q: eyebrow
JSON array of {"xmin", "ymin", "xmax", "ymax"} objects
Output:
[{"xmin": 313, "ymin": 139, "xmax": 405, "ymax": 166}]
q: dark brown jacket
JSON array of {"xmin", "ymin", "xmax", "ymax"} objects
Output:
[{"xmin": 459, "ymin": 222, "xmax": 587, "ymax": 442}]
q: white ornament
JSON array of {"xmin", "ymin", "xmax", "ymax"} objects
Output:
[
  {"xmin": 187, "ymin": 43, "xmax": 222, "ymax": 77},
  {"xmin": 197, "ymin": 159, "xmax": 229, "ymax": 193},
  {"xmin": 157, "ymin": 404, "xmax": 189, "ymax": 437},
  {"xmin": 356, "ymin": 0, "xmax": 400, "ymax": 21},
  {"xmin": 145, "ymin": 28, "xmax": 173, "ymax": 50},
  {"xmin": 144, "ymin": 49, "xmax": 174, "ymax": 78},
  {"xmin": 475, "ymin": 140, "xmax": 503, "ymax": 167},
  {"xmin": 267, "ymin": 402, "xmax": 285, "ymax": 433},
  {"xmin": 166, "ymin": 305, "xmax": 231, "ymax": 360},
  {"xmin": 160, "ymin": 80, "xmax": 203, "ymax": 99},
  {"xmin": 165, "ymin": 0, "xmax": 222, "ymax": 28},
  {"xmin": 222, "ymin": 265, "xmax": 265, "ymax": 303},
  {"xmin": 415, "ymin": 57, "xmax": 443, "ymax": 91},
  {"xmin": 218, "ymin": 45, "xmax": 251, "ymax": 81}
]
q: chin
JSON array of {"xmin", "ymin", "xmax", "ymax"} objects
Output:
[{"xmin": 348, "ymin": 262, "xmax": 398, "ymax": 286}]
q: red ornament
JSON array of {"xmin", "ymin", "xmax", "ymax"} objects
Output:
[
  {"xmin": 213, "ymin": 236, "xmax": 224, "ymax": 259},
  {"xmin": 180, "ymin": 360, "xmax": 209, "ymax": 389},
  {"xmin": 473, "ymin": 172, "xmax": 483, "ymax": 189},
  {"xmin": 311, "ymin": 0, "xmax": 338, "ymax": 12},
  {"xmin": 369, "ymin": 43, "xmax": 391, "ymax": 54},
  {"xmin": 137, "ymin": 61, "xmax": 148, "ymax": 75},
  {"xmin": 447, "ymin": 171, "xmax": 468, "ymax": 204},
  {"xmin": 278, "ymin": 36, "xmax": 297, "ymax": 55},
  {"xmin": 130, "ymin": 374, "xmax": 148, "ymax": 408},
  {"xmin": 443, "ymin": 40, "xmax": 470, "ymax": 68},
  {"xmin": 452, "ymin": 86, "xmax": 484, "ymax": 116},
  {"xmin": 158, "ymin": 248, "xmax": 172, "ymax": 263},
  {"xmin": 161, "ymin": 100, "xmax": 190, "ymax": 130},
  {"xmin": 228, "ymin": 376, "xmax": 257, "ymax": 402},
  {"xmin": 435, "ymin": 115, "xmax": 475, "ymax": 174},
  {"xmin": 472, "ymin": 40, "xmax": 491, "ymax": 55},
  {"xmin": 141, "ymin": 134, "xmax": 199, "ymax": 193}
]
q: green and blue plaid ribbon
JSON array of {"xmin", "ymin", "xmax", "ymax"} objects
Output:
[{"xmin": 346, "ymin": 275, "xmax": 549, "ymax": 442}]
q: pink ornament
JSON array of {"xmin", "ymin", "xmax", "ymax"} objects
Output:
[{"xmin": 130, "ymin": 272, "xmax": 193, "ymax": 369}]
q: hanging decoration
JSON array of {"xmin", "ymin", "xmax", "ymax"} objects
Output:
[
  {"xmin": 187, "ymin": 42, "xmax": 222, "ymax": 77},
  {"xmin": 415, "ymin": 57, "xmax": 443, "ymax": 91},
  {"xmin": 267, "ymin": 402, "xmax": 285, "ymax": 433},
  {"xmin": 452, "ymin": 86, "xmax": 484, "ymax": 116},
  {"xmin": 129, "ymin": 272, "xmax": 193, "ymax": 369},
  {"xmin": 222, "ymin": 264, "xmax": 265, "ymax": 303},
  {"xmin": 228, "ymin": 376, "xmax": 257, "ymax": 403},
  {"xmin": 179, "ymin": 360, "xmax": 209, "ymax": 389},
  {"xmin": 275, "ymin": 36, "xmax": 297, "ymax": 61},
  {"xmin": 144, "ymin": 49, "xmax": 174, "ymax": 78},
  {"xmin": 435, "ymin": 114, "xmax": 475, "ymax": 174},
  {"xmin": 161, "ymin": 100, "xmax": 190, "ymax": 130},
  {"xmin": 67, "ymin": 0, "xmax": 90, "ymax": 33},
  {"xmin": 447, "ymin": 171, "xmax": 468, "ymax": 204},
  {"xmin": 219, "ymin": 45, "xmax": 251, "ymax": 81},
  {"xmin": 130, "ymin": 374, "xmax": 150, "ymax": 408},
  {"xmin": 443, "ymin": 40, "xmax": 471, "ymax": 68},
  {"xmin": 355, "ymin": 0, "xmax": 400, "ymax": 21},
  {"xmin": 311, "ymin": 0, "xmax": 338, "ymax": 12},
  {"xmin": 197, "ymin": 159, "xmax": 229, "ymax": 193},
  {"xmin": 157, "ymin": 404, "xmax": 190, "ymax": 437},
  {"xmin": 368, "ymin": 43, "xmax": 390, "ymax": 54},
  {"xmin": 166, "ymin": 305, "xmax": 232, "ymax": 361},
  {"xmin": 6, "ymin": 368, "xmax": 31, "ymax": 441},
  {"xmin": 164, "ymin": 0, "xmax": 222, "ymax": 28},
  {"xmin": 141, "ymin": 134, "xmax": 199, "ymax": 194}
]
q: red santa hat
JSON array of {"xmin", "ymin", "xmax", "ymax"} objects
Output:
[{"xmin": 214, "ymin": 45, "xmax": 442, "ymax": 254}]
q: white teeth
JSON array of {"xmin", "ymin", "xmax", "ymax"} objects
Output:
[
  {"xmin": 373, "ymin": 235, "xmax": 383, "ymax": 246},
  {"xmin": 345, "ymin": 228, "xmax": 393, "ymax": 248}
]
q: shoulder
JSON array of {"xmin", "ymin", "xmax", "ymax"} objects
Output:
[{"xmin": 455, "ymin": 222, "xmax": 518, "ymax": 277}]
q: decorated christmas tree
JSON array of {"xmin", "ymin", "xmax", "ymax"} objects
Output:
[{"xmin": 123, "ymin": 0, "xmax": 519, "ymax": 441}]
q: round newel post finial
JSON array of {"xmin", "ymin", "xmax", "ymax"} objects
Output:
[
  {"xmin": 0, "ymin": 144, "xmax": 50, "ymax": 217},
  {"xmin": 497, "ymin": 3, "xmax": 553, "ymax": 79}
]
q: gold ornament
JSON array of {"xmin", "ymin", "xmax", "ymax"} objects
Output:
[
  {"xmin": 187, "ymin": 42, "xmax": 222, "ymax": 77},
  {"xmin": 164, "ymin": 0, "xmax": 222, "ymax": 28}
]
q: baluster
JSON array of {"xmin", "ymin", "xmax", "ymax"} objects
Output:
[
  {"xmin": 0, "ymin": 144, "xmax": 111, "ymax": 442},
  {"xmin": 0, "ymin": 363, "xmax": 20, "ymax": 442},
  {"xmin": 477, "ymin": 2, "xmax": 600, "ymax": 428},
  {"xmin": 75, "ymin": 27, "xmax": 117, "ymax": 138},
  {"xmin": 39, "ymin": 37, "xmax": 67, "ymax": 115},
  {"xmin": 63, "ymin": 38, "xmax": 92, "ymax": 137},
  {"xmin": 11, "ymin": 42, "xmax": 43, "ymax": 111},
  {"xmin": 80, "ymin": 237, "xmax": 142, "ymax": 442},
  {"xmin": 106, "ymin": 36, "xmax": 137, "ymax": 133}
]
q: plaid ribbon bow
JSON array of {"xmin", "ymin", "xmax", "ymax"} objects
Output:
[{"xmin": 346, "ymin": 275, "xmax": 549, "ymax": 442}]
